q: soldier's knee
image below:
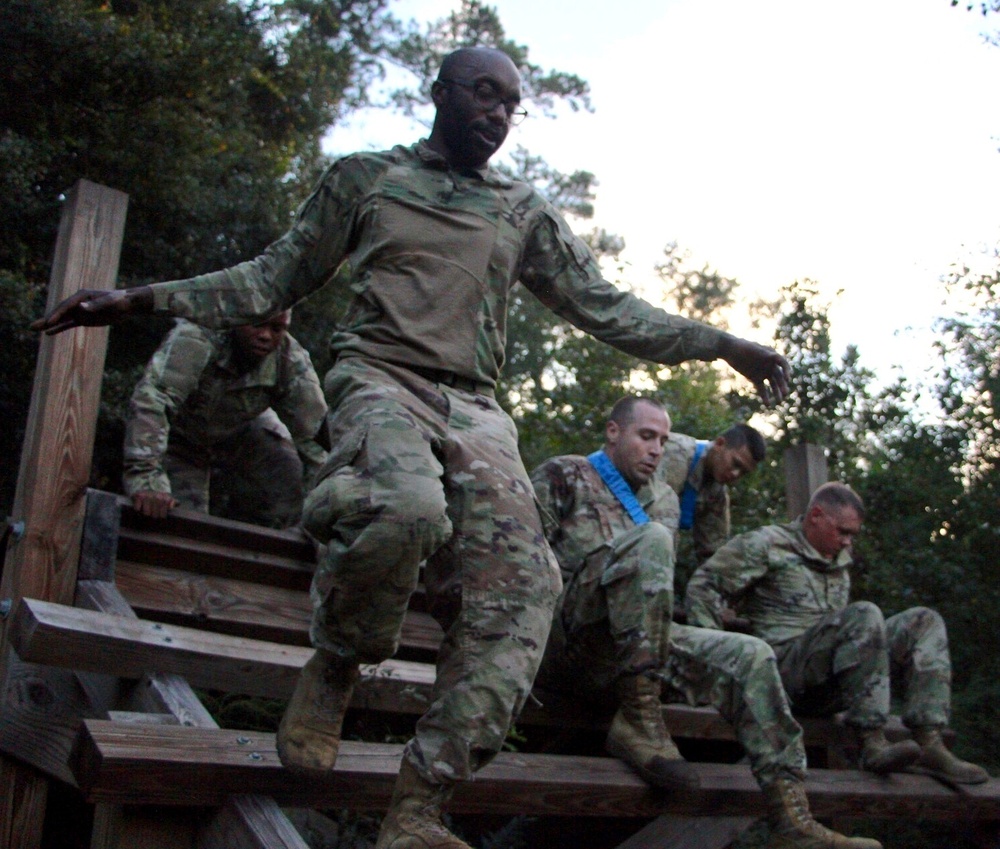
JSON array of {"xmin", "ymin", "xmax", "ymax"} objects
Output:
[
  {"xmin": 732, "ymin": 632, "xmax": 779, "ymax": 673},
  {"xmin": 844, "ymin": 600, "xmax": 884, "ymax": 629},
  {"xmin": 632, "ymin": 521, "xmax": 675, "ymax": 562}
]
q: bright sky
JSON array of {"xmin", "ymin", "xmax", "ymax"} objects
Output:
[{"xmin": 325, "ymin": 0, "xmax": 1000, "ymax": 388}]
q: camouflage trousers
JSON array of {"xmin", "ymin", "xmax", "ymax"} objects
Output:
[
  {"xmin": 540, "ymin": 523, "xmax": 677, "ymax": 694},
  {"xmin": 538, "ymin": 524, "xmax": 806, "ymax": 787},
  {"xmin": 301, "ymin": 356, "xmax": 562, "ymax": 784},
  {"xmin": 164, "ymin": 409, "xmax": 305, "ymax": 528},
  {"xmin": 774, "ymin": 601, "xmax": 951, "ymax": 730}
]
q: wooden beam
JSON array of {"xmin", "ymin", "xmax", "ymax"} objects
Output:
[
  {"xmin": 0, "ymin": 180, "xmax": 127, "ymax": 849},
  {"xmin": 0, "ymin": 757, "xmax": 48, "ymax": 849},
  {"xmin": 114, "ymin": 560, "xmax": 443, "ymax": 654},
  {"xmin": 72, "ymin": 721, "xmax": 1000, "ymax": 821},
  {"xmin": 783, "ymin": 444, "xmax": 829, "ymax": 519},
  {"xmin": 8, "ymin": 597, "xmax": 926, "ymax": 746}
]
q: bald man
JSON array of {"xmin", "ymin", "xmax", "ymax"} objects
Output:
[{"xmin": 36, "ymin": 48, "xmax": 792, "ymax": 849}]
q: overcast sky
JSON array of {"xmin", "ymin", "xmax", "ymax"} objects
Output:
[{"xmin": 324, "ymin": 0, "xmax": 1000, "ymax": 388}]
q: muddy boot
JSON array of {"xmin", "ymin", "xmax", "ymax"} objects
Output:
[
  {"xmin": 855, "ymin": 727, "xmax": 921, "ymax": 775},
  {"xmin": 909, "ymin": 728, "xmax": 990, "ymax": 785},
  {"xmin": 276, "ymin": 648, "xmax": 359, "ymax": 773},
  {"xmin": 604, "ymin": 673, "xmax": 700, "ymax": 790},
  {"xmin": 375, "ymin": 758, "xmax": 471, "ymax": 849},
  {"xmin": 764, "ymin": 777, "xmax": 882, "ymax": 849}
]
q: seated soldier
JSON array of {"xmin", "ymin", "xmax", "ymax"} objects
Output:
[
  {"xmin": 685, "ymin": 481, "xmax": 989, "ymax": 785},
  {"xmin": 123, "ymin": 310, "xmax": 327, "ymax": 528},
  {"xmin": 657, "ymin": 423, "xmax": 765, "ymax": 562},
  {"xmin": 531, "ymin": 396, "xmax": 880, "ymax": 849}
]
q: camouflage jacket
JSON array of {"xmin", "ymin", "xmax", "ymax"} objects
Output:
[
  {"xmin": 531, "ymin": 452, "xmax": 679, "ymax": 581},
  {"xmin": 684, "ymin": 518, "xmax": 852, "ymax": 646},
  {"xmin": 656, "ymin": 432, "xmax": 730, "ymax": 561},
  {"xmin": 150, "ymin": 141, "xmax": 732, "ymax": 388},
  {"xmin": 123, "ymin": 319, "xmax": 327, "ymax": 496}
]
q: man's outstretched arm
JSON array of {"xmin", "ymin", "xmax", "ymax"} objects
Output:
[
  {"xmin": 31, "ymin": 286, "xmax": 154, "ymax": 335},
  {"xmin": 717, "ymin": 335, "xmax": 791, "ymax": 407}
]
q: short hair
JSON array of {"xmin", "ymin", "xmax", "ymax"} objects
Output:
[
  {"xmin": 807, "ymin": 482, "xmax": 865, "ymax": 520},
  {"xmin": 437, "ymin": 47, "xmax": 514, "ymax": 82},
  {"xmin": 721, "ymin": 423, "xmax": 766, "ymax": 463},
  {"xmin": 608, "ymin": 395, "xmax": 666, "ymax": 428}
]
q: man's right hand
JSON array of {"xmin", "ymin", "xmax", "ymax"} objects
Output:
[
  {"xmin": 30, "ymin": 286, "xmax": 154, "ymax": 335},
  {"xmin": 132, "ymin": 490, "xmax": 178, "ymax": 519}
]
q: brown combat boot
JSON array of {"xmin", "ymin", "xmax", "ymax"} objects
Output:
[
  {"xmin": 909, "ymin": 728, "xmax": 990, "ymax": 785},
  {"xmin": 855, "ymin": 727, "xmax": 921, "ymax": 775},
  {"xmin": 764, "ymin": 777, "xmax": 882, "ymax": 849},
  {"xmin": 604, "ymin": 673, "xmax": 700, "ymax": 790},
  {"xmin": 276, "ymin": 648, "xmax": 359, "ymax": 773},
  {"xmin": 375, "ymin": 759, "xmax": 471, "ymax": 849}
]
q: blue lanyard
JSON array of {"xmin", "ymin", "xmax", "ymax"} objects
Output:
[
  {"xmin": 587, "ymin": 450, "xmax": 649, "ymax": 526},
  {"xmin": 679, "ymin": 440, "xmax": 710, "ymax": 530}
]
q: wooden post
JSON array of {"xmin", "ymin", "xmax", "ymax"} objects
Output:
[
  {"xmin": 783, "ymin": 443, "xmax": 828, "ymax": 519},
  {"xmin": 0, "ymin": 180, "xmax": 128, "ymax": 849}
]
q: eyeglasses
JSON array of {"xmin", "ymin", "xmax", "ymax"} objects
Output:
[{"xmin": 439, "ymin": 77, "xmax": 528, "ymax": 126}]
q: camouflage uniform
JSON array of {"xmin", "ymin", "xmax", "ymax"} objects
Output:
[
  {"xmin": 532, "ymin": 454, "xmax": 806, "ymax": 787},
  {"xmin": 685, "ymin": 519, "xmax": 952, "ymax": 731},
  {"xmin": 657, "ymin": 432, "xmax": 730, "ymax": 562},
  {"xmin": 123, "ymin": 319, "xmax": 327, "ymax": 528},
  {"xmin": 144, "ymin": 140, "xmax": 736, "ymax": 784}
]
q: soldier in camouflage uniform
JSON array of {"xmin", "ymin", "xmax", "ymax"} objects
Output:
[
  {"xmin": 657, "ymin": 423, "xmax": 765, "ymax": 563},
  {"xmin": 533, "ymin": 397, "xmax": 881, "ymax": 849},
  {"xmin": 35, "ymin": 49, "xmax": 793, "ymax": 849},
  {"xmin": 686, "ymin": 481, "xmax": 989, "ymax": 787},
  {"xmin": 123, "ymin": 311, "xmax": 327, "ymax": 528}
]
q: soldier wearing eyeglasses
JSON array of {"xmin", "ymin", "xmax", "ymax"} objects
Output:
[{"xmin": 35, "ymin": 47, "xmax": 792, "ymax": 849}]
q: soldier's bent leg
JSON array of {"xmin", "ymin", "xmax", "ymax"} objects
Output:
[
  {"xmin": 667, "ymin": 624, "xmax": 806, "ymax": 788},
  {"xmin": 279, "ymin": 359, "xmax": 454, "ymax": 773},
  {"xmin": 163, "ymin": 446, "xmax": 211, "ymax": 512},
  {"xmin": 886, "ymin": 608, "xmax": 989, "ymax": 784},
  {"xmin": 403, "ymin": 385, "xmax": 562, "ymax": 785},
  {"xmin": 218, "ymin": 410, "xmax": 305, "ymax": 528}
]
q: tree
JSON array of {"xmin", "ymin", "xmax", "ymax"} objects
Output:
[{"xmin": 1, "ymin": 0, "xmax": 398, "ymax": 511}]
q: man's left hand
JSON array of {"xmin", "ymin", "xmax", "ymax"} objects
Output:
[{"xmin": 720, "ymin": 336, "xmax": 791, "ymax": 406}]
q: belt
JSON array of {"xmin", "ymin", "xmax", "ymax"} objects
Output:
[{"xmin": 407, "ymin": 365, "xmax": 492, "ymax": 395}]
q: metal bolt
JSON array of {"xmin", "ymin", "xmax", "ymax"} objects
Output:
[
  {"xmin": 236, "ymin": 736, "xmax": 251, "ymax": 745},
  {"xmin": 0, "ymin": 599, "xmax": 11, "ymax": 619},
  {"xmin": 5, "ymin": 519, "xmax": 24, "ymax": 541},
  {"xmin": 248, "ymin": 752, "xmax": 263, "ymax": 761}
]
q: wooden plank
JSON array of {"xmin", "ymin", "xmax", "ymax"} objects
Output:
[
  {"xmin": 74, "ymin": 581, "xmax": 307, "ymax": 848},
  {"xmin": 78, "ymin": 490, "xmax": 122, "ymax": 583},
  {"xmin": 116, "ymin": 495, "xmax": 316, "ymax": 562},
  {"xmin": 9, "ymin": 597, "xmax": 925, "ymax": 745},
  {"xmin": 0, "ymin": 756, "xmax": 48, "ymax": 849},
  {"xmin": 0, "ymin": 182, "xmax": 127, "ymax": 610},
  {"xmin": 115, "ymin": 529, "xmax": 316, "ymax": 591},
  {"xmin": 72, "ymin": 721, "xmax": 1000, "ymax": 820},
  {"xmin": 114, "ymin": 560, "xmax": 443, "ymax": 654},
  {"xmin": 613, "ymin": 815, "xmax": 756, "ymax": 849},
  {"xmin": 784, "ymin": 444, "xmax": 829, "ymax": 519}
]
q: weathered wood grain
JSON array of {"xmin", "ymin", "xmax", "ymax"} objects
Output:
[{"xmin": 72, "ymin": 722, "xmax": 1000, "ymax": 821}]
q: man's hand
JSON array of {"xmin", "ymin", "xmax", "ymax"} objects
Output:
[
  {"xmin": 131, "ymin": 490, "xmax": 178, "ymax": 520},
  {"xmin": 719, "ymin": 335, "xmax": 791, "ymax": 406},
  {"xmin": 30, "ymin": 286, "xmax": 154, "ymax": 335}
]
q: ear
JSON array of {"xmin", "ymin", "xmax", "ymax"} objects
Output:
[
  {"xmin": 713, "ymin": 436, "xmax": 727, "ymax": 448},
  {"xmin": 431, "ymin": 80, "xmax": 448, "ymax": 108},
  {"xmin": 605, "ymin": 420, "xmax": 620, "ymax": 446}
]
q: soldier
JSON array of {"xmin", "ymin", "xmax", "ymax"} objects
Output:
[
  {"xmin": 657, "ymin": 423, "xmax": 765, "ymax": 562},
  {"xmin": 123, "ymin": 310, "xmax": 327, "ymax": 527},
  {"xmin": 532, "ymin": 397, "xmax": 880, "ymax": 849},
  {"xmin": 34, "ymin": 48, "xmax": 792, "ymax": 849},
  {"xmin": 685, "ymin": 481, "xmax": 989, "ymax": 786}
]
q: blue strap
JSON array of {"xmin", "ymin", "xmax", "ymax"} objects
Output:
[
  {"xmin": 587, "ymin": 450, "xmax": 649, "ymax": 526},
  {"xmin": 679, "ymin": 440, "xmax": 711, "ymax": 530}
]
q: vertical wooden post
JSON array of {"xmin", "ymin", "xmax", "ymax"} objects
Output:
[
  {"xmin": 783, "ymin": 443, "xmax": 828, "ymax": 519},
  {"xmin": 0, "ymin": 180, "xmax": 128, "ymax": 849}
]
